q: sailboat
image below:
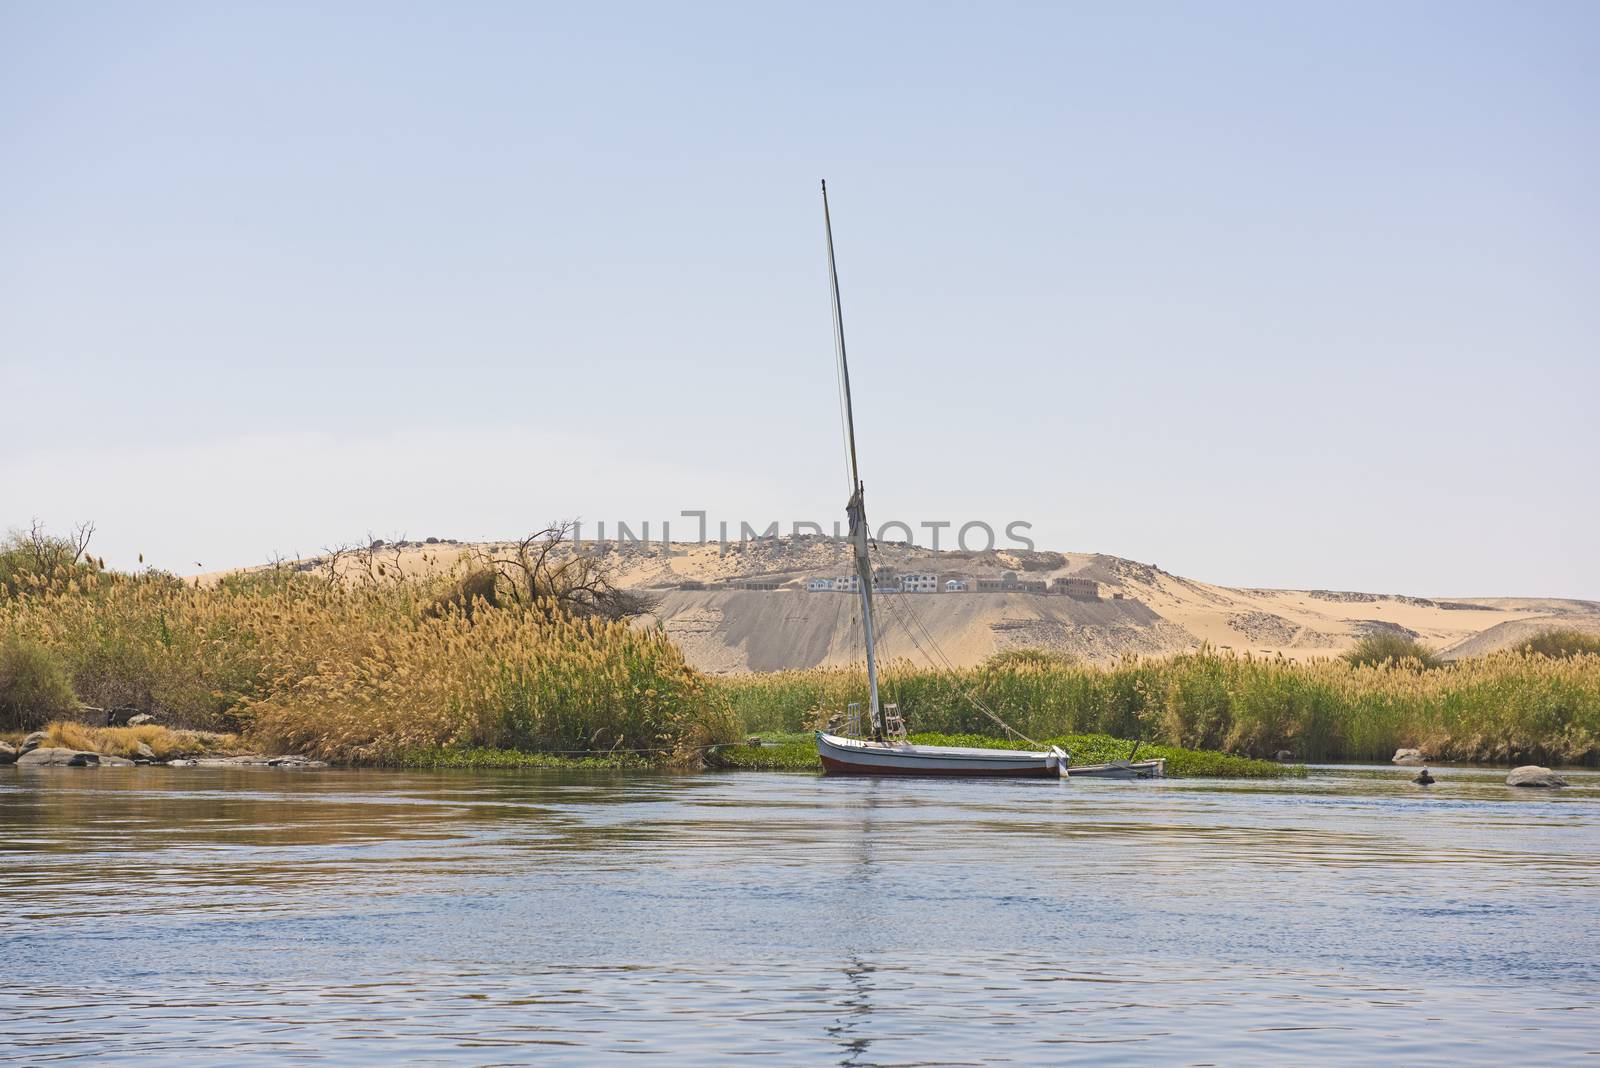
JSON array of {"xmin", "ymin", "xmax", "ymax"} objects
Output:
[{"xmin": 812, "ymin": 181, "xmax": 1163, "ymax": 781}]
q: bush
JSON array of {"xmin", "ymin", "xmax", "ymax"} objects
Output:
[
  {"xmin": 1516, "ymin": 629, "xmax": 1600, "ymax": 659},
  {"xmin": 982, "ymin": 647, "xmax": 1078, "ymax": 670},
  {"xmin": 0, "ymin": 635, "xmax": 78, "ymax": 730},
  {"xmin": 1342, "ymin": 632, "xmax": 1441, "ymax": 670}
]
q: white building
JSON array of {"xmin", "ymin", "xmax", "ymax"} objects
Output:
[
  {"xmin": 900, "ymin": 572, "xmax": 939, "ymax": 593},
  {"xmin": 945, "ymin": 579, "xmax": 967, "ymax": 592},
  {"xmin": 806, "ymin": 578, "xmax": 835, "ymax": 592},
  {"xmin": 833, "ymin": 574, "xmax": 860, "ymax": 592}
]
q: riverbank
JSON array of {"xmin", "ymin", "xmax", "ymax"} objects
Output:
[
  {"xmin": 3, "ymin": 722, "xmax": 1296, "ymax": 778},
  {"xmin": 4, "ymin": 556, "xmax": 1597, "ymax": 770},
  {"xmin": 716, "ymin": 651, "xmax": 1600, "ymax": 766},
  {"xmin": 709, "ymin": 732, "xmax": 1300, "ymax": 778}
]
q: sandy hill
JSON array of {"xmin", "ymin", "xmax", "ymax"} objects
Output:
[{"xmin": 235, "ymin": 536, "xmax": 1600, "ymax": 674}]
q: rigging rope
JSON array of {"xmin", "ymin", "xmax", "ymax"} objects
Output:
[{"xmin": 867, "ymin": 539, "xmax": 1047, "ymax": 750}]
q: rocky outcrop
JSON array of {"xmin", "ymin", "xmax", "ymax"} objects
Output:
[
  {"xmin": 16, "ymin": 748, "xmax": 101, "ymax": 767},
  {"xmin": 19, "ymin": 731, "xmax": 47, "ymax": 756},
  {"xmin": 171, "ymin": 754, "xmax": 329, "ymax": 768},
  {"xmin": 0, "ymin": 742, "xmax": 16, "ymax": 766},
  {"xmin": 1506, "ymin": 765, "xmax": 1567, "ymax": 788},
  {"xmin": 1392, "ymin": 748, "xmax": 1427, "ymax": 766},
  {"xmin": 127, "ymin": 713, "xmax": 156, "ymax": 727},
  {"xmin": 104, "ymin": 704, "xmax": 143, "ymax": 727}
]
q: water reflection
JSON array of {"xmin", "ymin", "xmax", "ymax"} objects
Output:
[{"xmin": 1, "ymin": 764, "xmax": 1596, "ymax": 1065}]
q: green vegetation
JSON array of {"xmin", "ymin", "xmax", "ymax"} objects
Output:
[
  {"xmin": 6, "ymin": 525, "xmax": 1597, "ymax": 771},
  {"xmin": 1341, "ymin": 632, "xmax": 1441, "ymax": 670},
  {"xmin": 1516, "ymin": 628, "xmax": 1600, "ymax": 659},
  {"xmin": 715, "ymin": 649, "xmax": 1600, "ymax": 766},
  {"xmin": 0, "ymin": 634, "xmax": 78, "ymax": 731},
  {"xmin": 0, "ymin": 526, "xmax": 738, "ymax": 765},
  {"xmin": 709, "ymin": 730, "xmax": 1298, "ymax": 778}
]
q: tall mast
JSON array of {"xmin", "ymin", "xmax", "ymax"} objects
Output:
[{"xmin": 822, "ymin": 179, "xmax": 884, "ymax": 740}]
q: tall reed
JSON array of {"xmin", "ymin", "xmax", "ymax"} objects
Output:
[
  {"xmin": 0, "ymin": 566, "xmax": 737, "ymax": 764},
  {"xmin": 716, "ymin": 650, "xmax": 1600, "ymax": 765}
]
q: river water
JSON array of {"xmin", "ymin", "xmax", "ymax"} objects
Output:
[{"xmin": 2, "ymin": 763, "xmax": 1596, "ymax": 1065}]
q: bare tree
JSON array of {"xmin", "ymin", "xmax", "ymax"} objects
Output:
[
  {"xmin": 19, "ymin": 518, "xmax": 95, "ymax": 572},
  {"xmin": 467, "ymin": 522, "xmax": 657, "ymax": 621}
]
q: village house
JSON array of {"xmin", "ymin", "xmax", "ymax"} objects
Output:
[
  {"xmin": 1053, "ymin": 576, "xmax": 1100, "ymax": 599},
  {"xmin": 976, "ymin": 570, "xmax": 1047, "ymax": 594}
]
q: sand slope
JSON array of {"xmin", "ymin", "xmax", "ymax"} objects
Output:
[{"xmin": 225, "ymin": 536, "xmax": 1600, "ymax": 674}]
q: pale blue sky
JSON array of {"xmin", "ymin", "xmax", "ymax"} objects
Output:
[{"xmin": 2, "ymin": 2, "xmax": 1596, "ymax": 596}]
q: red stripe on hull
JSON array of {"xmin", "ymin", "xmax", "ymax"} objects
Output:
[{"xmin": 819, "ymin": 753, "xmax": 1056, "ymax": 778}]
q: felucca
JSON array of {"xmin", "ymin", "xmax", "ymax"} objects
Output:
[{"xmin": 811, "ymin": 181, "xmax": 1162, "ymax": 781}]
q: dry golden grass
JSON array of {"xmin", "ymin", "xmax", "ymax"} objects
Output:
[
  {"xmin": 31, "ymin": 721, "xmax": 237, "ymax": 758},
  {"xmin": 2, "ymin": 564, "xmax": 738, "ymax": 765}
]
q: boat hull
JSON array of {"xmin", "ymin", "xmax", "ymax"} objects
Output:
[
  {"xmin": 1065, "ymin": 758, "xmax": 1166, "ymax": 779},
  {"xmin": 815, "ymin": 732, "xmax": 1061, "ymax": 778}
]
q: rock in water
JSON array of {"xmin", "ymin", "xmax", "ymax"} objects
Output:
[
  {"xmin": 1392, "ymin": 748, "xmax": 1426, "ymax": 766},
  {"xmin": 19, "ymin": 731, "xmax": 47, "ymax": 756},
  {"xmin": 16, "ymin": 748, "xmax": 102, "ymax": 767},
  {"xmin": 0, "ymin": 742, "xmax": 16, "ymax": 766},
  {"xmin": 1506, "ymin": 765, "xmax": 1567, "ymax": 788}
]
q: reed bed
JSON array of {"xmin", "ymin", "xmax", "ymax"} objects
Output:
[
  {"xmin": 0, "ymin": 568, "xmax": 738, "ymax": 764},
  {"xmin": 716, "ymin": 650, "xmax": 1600, "ymax": 766}
]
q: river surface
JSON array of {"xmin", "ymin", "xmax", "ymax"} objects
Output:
[{"xmin": 2, "ymin": 763, "xmax": 1597, "ymax": 1065}]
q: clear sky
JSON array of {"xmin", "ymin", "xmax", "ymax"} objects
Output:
[{"xmin": 2, "ymin": 2, "xmax": 1596, "ymax": 596}]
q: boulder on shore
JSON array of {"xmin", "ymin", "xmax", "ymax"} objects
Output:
[
  {"xmin": 1392, "ymin": 748, "xmax": 1427, "ymax": 766},
  {"xmin": 17, "ymin": 748, "xmax": 101, "ymax": 767},
  {"xmin": 0, "ymin": 742, "xmax": 16, "ymax": 766},
  {"xmin": 105, "ymin": 704, "xmax": 142, "ymax": 727},
  {"xmin": 1506, "ymin": 765, "xmax": 1567, "ymax": 788},
  {"xmin": 19, "ymin": 731, "xmax": 47, "ymax": 756}
]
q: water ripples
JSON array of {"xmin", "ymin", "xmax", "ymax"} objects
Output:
[{"xmin": 2, "ymin": 765, "xmax": 1597, "ymax": 1064}]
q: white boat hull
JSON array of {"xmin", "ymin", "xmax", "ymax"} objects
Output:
[
  {"xmin": 816, "ymin": 732, "xmax": 1063, "ymax": 778},
  {"xmin": 1064, "ymin": 758, "xmax": 1166, "ymax": 779}
]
